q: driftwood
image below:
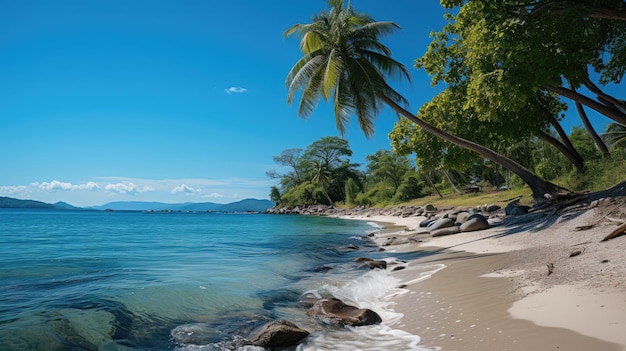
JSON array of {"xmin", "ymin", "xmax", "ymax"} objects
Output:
[
  {"xmin": 575, "ymin": 198, "xmax": 626, "ymax": 231},
  {"xmin": 600, "ymin": 222, "xmax": 626, "ymax": 242}
]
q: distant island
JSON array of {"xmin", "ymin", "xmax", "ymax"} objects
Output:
[{"xmin": 0, "ymin": 196, "xmax": 275, "ymax": 213}]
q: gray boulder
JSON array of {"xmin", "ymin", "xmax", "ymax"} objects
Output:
[
  {"xmin": 454, "ymin": 211, "xmax": 470, "ymax": 225},
  {"xmin": 248, "ymin": 320, "xmax": 309, "ymax": 348},
  {"xmin": 427, "ymin": 217, "xmax": 455, "ymax": 231},
  {"xmin": 505, "ymin": 201, "xmax": 531, "ymax": 216},
  {"xmin": 430, "ymin": 226, "xmax": 461, "ymax": 237},
  {"xmin": 307, "ymin": 298, "xmax": 382, "ymax": 327},
  {"xmin": 460, "ymin": 214, "xmax": 490, "ymax": 232},
  {"xmin": 361, "ymin": 260, "xmax": 387, "ymax": 270},
  {"xmin": 485, "ymin": 204, "xmax": 501, "ymax": 212}
]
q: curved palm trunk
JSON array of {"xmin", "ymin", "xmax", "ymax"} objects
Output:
[
  {"xmin": 321, "ymin": 185, "xmax": 335, "ymax": 207},
  {"xmin": 443, "ymin": 169, "xmax": 461, "ymax": 193},
  {"xmin": 546, "ymin": 85, "xmax": 626, "ymax": 125},
  {"xmin": 574, "ymin": 99, "xmax": 610, "ymax": 157},
  {"xmin": 380, "ymin": 96, "xmax": 566, "ymax": 201},
  {"xmin": 543, "ymin": 112, "xmax": 585, "ymax": 169},
  {"xmin": 536, "ymin": 131, "xmax": 584, "ymax": 171},
  {"xmin": 583, "ymin": 78, "xmax": 626, "ymax": 112},
  {"xmin": 425, "ymin": 172, "xmax": 443, "ymax": 199}
]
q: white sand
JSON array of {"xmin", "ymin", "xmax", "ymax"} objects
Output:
[{"xmin": 339, "ymin": 200, "xmax": 626, "ymax": 350}]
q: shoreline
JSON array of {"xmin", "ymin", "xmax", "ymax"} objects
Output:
[{"xmin": 337, "ymin": 201, "xmax": 626, "ymax": 350}]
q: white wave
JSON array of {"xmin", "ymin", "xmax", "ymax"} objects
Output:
[
  {"xmin": 301, "ymin": 262, "xmax": 444, "ymax": 350},
  {"xmin": 366, "ymin": 221, "xmax": 383, "ymax": 229}
]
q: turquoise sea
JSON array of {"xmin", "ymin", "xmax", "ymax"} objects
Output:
[{"xmin": 0, "ymin": 209, "xmax": 436, "ymax": 351}]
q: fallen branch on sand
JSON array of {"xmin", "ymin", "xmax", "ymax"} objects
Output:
[
  {"xmin": 575, "ymin": 198, "xmax": 626, "ymax": 231},
  {"xmin": 600, "ymin": 222, "xmax": 626, "ymax": 242}
]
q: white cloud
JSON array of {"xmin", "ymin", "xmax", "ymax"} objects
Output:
[
  {"xmin": 35, "ymin": 180, "xmax": 100, "ymax": 192},
  {"xmin": 224, "ymin": 86, "xmax": 247, "ymax": 94},
  {"xmin": 104, "ymin": 182, "xmax": 153, "ymax": 195},
  {"xmin": 0, "ymin": 185, "xmax": 30, "ymax": 195},
  {"xmin": 171, "ymin": 183, "xmax": 199, "ymax": 194}
]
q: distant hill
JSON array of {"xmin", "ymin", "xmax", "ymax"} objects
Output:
[
  {"xmin": 54, "ymin": 201, "xmax": 82, "ymax": 210},
  {"xmin": 212, "ymin": 199, "xmax": 276, "ymax": 212},
  {"xmin": 0, "ymin": 196, "xmax": 275, "ymax": 212},
  {"xmin": 0, "ymin": 197, "xmax": 56, "ymax": 209},
  {"xmin": 92, "ymin": 198, "xmax": 275, "ymax": 212}
]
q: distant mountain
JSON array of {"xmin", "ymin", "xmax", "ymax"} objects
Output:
[
  {"xmin": 54, "ymin": 201, "xmax": 82, "ymax": 210},
  {"xmin": 90, "ymin": 201, "xmax": 190, "ymax": 211},
  {"xmin": 0, "ymin": 196, "xmax": 56, "ymax": 209},
  {"xmin": 92, "ymin": 199, "xmax": 275, "ymax": 212},
  {"xmin": 212, "ymin": 199, "xmax": 276, "ymax": 212},
  {"xmin": 0, "ymin": 196, "xmax": 275, "ymax": 212}
]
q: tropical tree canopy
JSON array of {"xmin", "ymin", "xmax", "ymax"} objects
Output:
[{"xmin": 285, "ymin": 0, "xmax": 571, "ymax": 201}]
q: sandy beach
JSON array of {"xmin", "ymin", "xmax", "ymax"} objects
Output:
[{"xmin": 338, "ymin": 196, "xmax": 626, "ymax": 350}]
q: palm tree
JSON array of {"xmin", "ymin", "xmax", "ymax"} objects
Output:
[
  {"xmin": 284, "ymin": 0, "xmax": 565, "ymax": 201},
  {"xmin": 311, "ymin": 160, "xmax": 334, "ymax": 206}
]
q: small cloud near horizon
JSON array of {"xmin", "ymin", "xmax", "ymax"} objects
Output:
[
  {"xmin": 171, "ymin": 184, "xmax": 199, "ymax": 195},
  {"xmin": 104, "ymin": 182, "xmax": 154, "ymax": 195},
  {"xmin": 34, "ymin": 180, "xmax": 99, "ymax": 192},
  {"xmin": 224, "ymin": 86, "xmax": 247, "ymax": 94}
]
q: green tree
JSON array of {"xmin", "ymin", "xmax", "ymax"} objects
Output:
[
  {"xmin": 603, "ymin": 122, "xmax": 626, "ymax": 150},
  {"xmin": 266, "ymin": 148, "xmax": 304, "ymax": 191},
  {"xmin": 311, "ymin": 160, "xmax": 334, "ymax": 206},
  {"xmin": 365, "ymin": 150, "xmax": 412, "ymax": 192},
  {"xmin": 285, "ymin": 0, "xmax": 565, "ymax": 201},
  {"xmin": 344, "ymin": 177, "xmax": 360, "ymax": 205},
  {"xmin": 269, "ymin": 186, "xmax": 281, "ymax": 205}
]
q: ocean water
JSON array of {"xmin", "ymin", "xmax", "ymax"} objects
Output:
[{"xmin": 0, "ymin": 209, "xmax": 437, "ymax": 351}]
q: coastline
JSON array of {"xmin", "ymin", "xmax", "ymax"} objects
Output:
[{"xmin": 337, "ymin": 201, "xmax": 626, "ymax": 350}]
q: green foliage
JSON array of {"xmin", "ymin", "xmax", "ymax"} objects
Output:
[
  {"xmin": 558, "ymin": 154, "xmax": 626, "ymax": 192},
  {"xmin": 603, "ymin": 123, "xmax": 626, "ymax": 150},
  {"xmin": 568, "ymin": 126, "xmax": 603, "ymax": 162},
  {"xmin": 279, "ymin": 181, "xmax": 317, "ymax": 207},
  {"xmin": 269, "ymin": 186, "xmax": 281, "ymax": 204},
  {"xmin": 392, "ymin": 175, "xmax": 425, "ymax": 203},
  {"xmin": 344, "ymin": 177, "xmax": 360, "ymax": 206}
]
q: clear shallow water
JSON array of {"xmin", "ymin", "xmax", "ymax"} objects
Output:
[{"xmin": 0, "ymin": 209, "xmax": 435, "ymax": 351}]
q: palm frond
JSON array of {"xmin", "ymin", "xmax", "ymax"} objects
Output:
[
  {"xmin": 286, "ymin": 54, "xmax": 324, "ymax": 104},
  {"xmin": 334, "ymin": 77, "xmax": 355, "ymax": 135},
  {"xmin": 322, "ymin": 49, "xmax": 343, "ymax": 99}
]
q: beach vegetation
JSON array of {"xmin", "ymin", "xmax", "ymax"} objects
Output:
[
  {"xmin": 283, "ymin": 0, "xmax": 569, "ymax": 201},
  {"xmin": 274, "ymin": 0, "xmax": 624, "ymax": 208}
]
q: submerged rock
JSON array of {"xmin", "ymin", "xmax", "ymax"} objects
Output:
[
  {"xmin": 361, "ymin": 260, "xmax": 387, "ymax": 270},
  {"xmin": 247, "ymin": 320, "xmax": 309, "ymax": 348},
  {"xmin": 171, "ymin": 323, "xmax": 220, "ymax": 345},
  {"xmin": 307, "ymin": 298, "xmax": 382, "ymax": 327}
]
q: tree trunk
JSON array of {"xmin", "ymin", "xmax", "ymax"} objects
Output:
[
  {"xmin": 321, "ymin": 185, "xmax": 335, "ymax": 207},
  {"xmin": 443, "ymin": 169, "xmax": 461, "ymax": 193},
  {"xmin": 572, "ymin": 93, "xmax": 610, "ymax": 157},
  {"xmin": 546, "ymin": 85, "xmax": 626, "ymax": 125},
  {"xmin": 546, "ymin": 112, "xmax": 585, "ymax": 167},
  {"xmin": 380, "ymin": 96, "xmax": 566, "ymax": 201},
  {"xmin": 583, "ymin": 78, "xmax": 626, "ymax": 113},
  {"xmin": 536, "ymin": 131, "xmax": 584, "ymax": 172},
  {"xmin": 425, "ymin": 172, "xmax": 443, "ymax": 199}
]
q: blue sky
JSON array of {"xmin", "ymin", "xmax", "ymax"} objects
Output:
[{"xmin": 0, "ymin": 1, "xmax": 618, "ymax": 207}]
